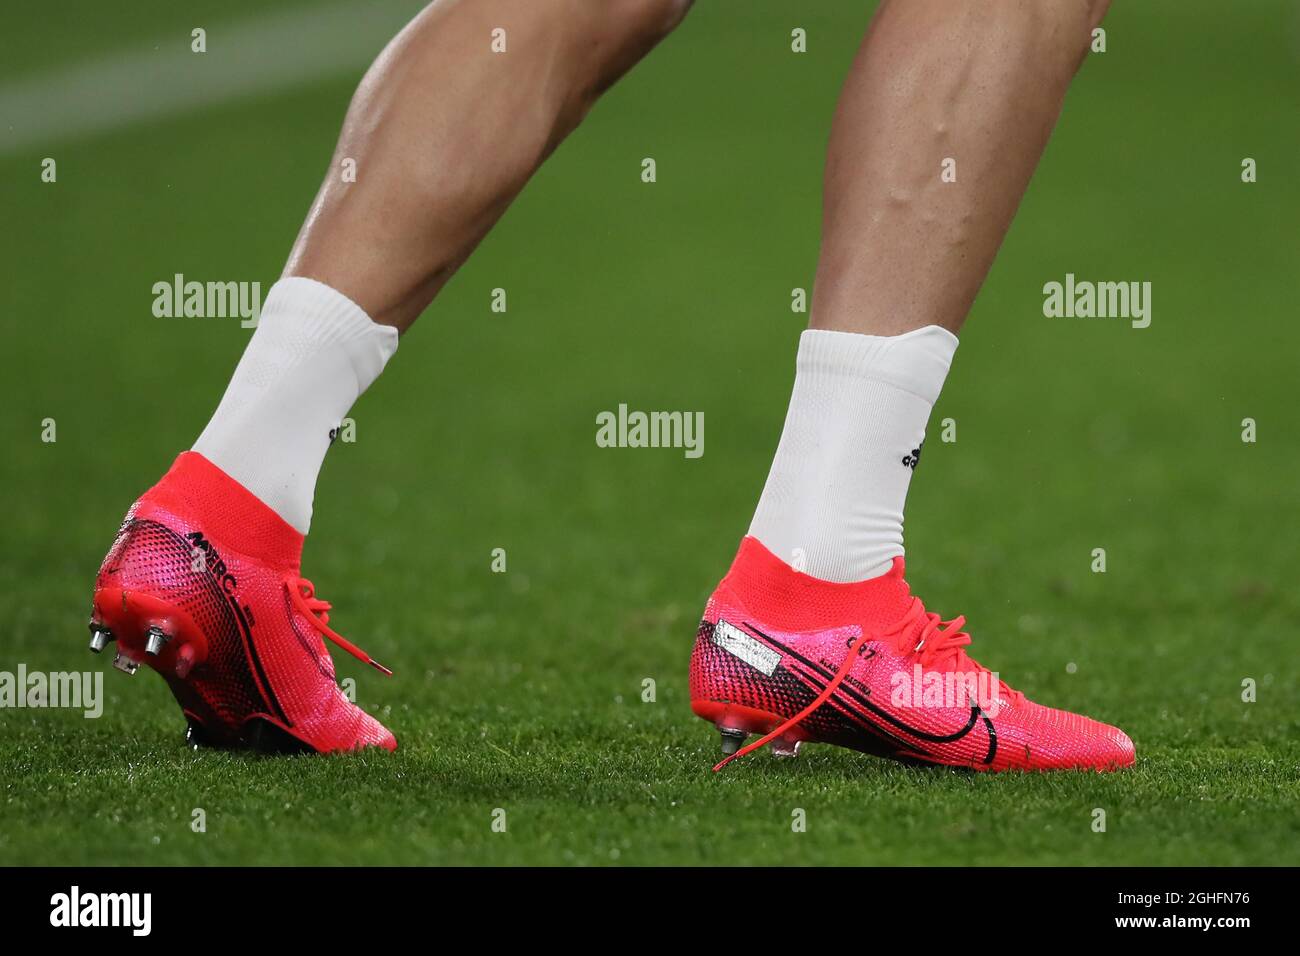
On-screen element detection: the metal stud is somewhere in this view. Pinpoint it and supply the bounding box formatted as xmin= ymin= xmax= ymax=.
xmin=87 ymin=625 xmax=113 ymax=654
xmin=112 ymin=652 xmax=139 ymax=675
xmin=144 ymin=626 xmax=170 ymax=657
xmin=719 ymin=727 xmax=747 ymax=756
xmin=770 ymin=735 xmax=802 ymax=758
xmin=185 ymin=719 xmax=210 ymax=750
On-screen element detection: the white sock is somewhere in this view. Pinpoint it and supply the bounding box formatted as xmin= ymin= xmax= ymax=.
xmin=192 ymin=277 xmax=398 ymax=533
xmin=747 ymin=325 xmax=958 ymax=582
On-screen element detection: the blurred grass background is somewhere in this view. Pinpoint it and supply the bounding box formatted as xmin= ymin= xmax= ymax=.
xmin=0 ymin=0 xmax=1297 ymax=865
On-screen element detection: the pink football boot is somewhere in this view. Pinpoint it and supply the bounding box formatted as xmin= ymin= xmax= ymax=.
xmin=88 ymin=452 xmax=396 ymax=753
xmin=691 ymin=537 xmax=1133 ymax=772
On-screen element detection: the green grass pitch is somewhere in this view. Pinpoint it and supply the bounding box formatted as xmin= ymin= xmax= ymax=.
xmin=1 ymin=0 xmax=1297 ymax=865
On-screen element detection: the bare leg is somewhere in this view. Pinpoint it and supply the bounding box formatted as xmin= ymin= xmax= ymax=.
xmin=191 ymin=0 xmax=691 ymax=533
xmin=285 ymin=0 xmax=692 ymax=332
xmin=812 ymin=0 xmax=1110 ymax=335
xmin=746 ymin=0 xmax=1112 ymax=581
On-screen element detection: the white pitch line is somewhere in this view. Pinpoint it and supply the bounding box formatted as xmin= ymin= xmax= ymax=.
xmin=0 ymin=0 xmax=424 ymax=156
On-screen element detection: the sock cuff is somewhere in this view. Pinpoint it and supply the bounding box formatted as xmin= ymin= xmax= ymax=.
xmin=263 ymin=276 xmax=389 ymax=337
xmin=797 ymin=325 xmax=958 ymax=405
xmin=261 ymin=277 xmax=399 ymax=388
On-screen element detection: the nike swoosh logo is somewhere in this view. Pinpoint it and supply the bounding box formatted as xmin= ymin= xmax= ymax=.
xmin=743 ymin=621 xmax=998 ymax=765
